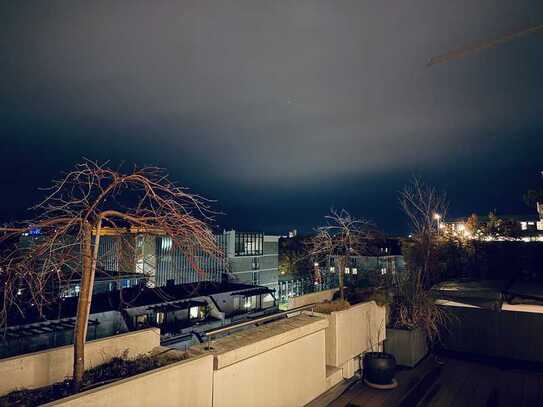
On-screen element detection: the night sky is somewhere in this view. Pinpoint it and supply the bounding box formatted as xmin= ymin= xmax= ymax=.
xmin=1 ymin=1 xmax=542 ymax=235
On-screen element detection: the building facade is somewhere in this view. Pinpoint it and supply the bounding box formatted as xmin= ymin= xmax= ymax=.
xmin=223 ymin=231 xmax=280 ymax=293
xmin=19 ymin=228 xmax=279 ymax=298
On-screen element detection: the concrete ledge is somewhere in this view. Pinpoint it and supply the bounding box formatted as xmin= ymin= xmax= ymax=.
xmin=287 ymin=289 xmax=338 ymax=310
xmin=0 ymin=328 xmax=160 ymax=396
xmin=193 ymin=314 xmax=328 ymax=370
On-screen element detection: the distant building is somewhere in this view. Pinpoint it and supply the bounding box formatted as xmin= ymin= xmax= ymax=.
xmin=288 ymin=229 xmax=298 ymax=238
xmin=223 ymin=230 xmax=280 ymax=293
xmin=17 ymin=228 xmax=280 ymax=300
xmin=0 ymin=281 xmax=277 ymax=358
xmin=445 ymin=214 xmax=543 ymax=242
xmin=324 ymin=238 xmax=406 ymax=277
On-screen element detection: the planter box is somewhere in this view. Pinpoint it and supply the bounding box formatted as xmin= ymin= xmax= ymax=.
xmin=385 ymin=327 xmax=428 ymax=367
xmin=317 ymin=301 xmax=386 ymax=368
xmin=0 ymin=328 xmax=160 ymax=397
xmin=45 ymin=353 xmax=214 ymax=407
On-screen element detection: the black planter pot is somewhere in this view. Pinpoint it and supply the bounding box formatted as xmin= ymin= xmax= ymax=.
xmin=363 ymin=352 xmax=396 ymax=387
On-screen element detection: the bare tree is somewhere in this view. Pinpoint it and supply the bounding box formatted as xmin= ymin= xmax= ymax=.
xmin=308 ymin=209 xmax=377 ymax=301
xmin=0 ymin=161 xmax=222 ymax=392
xmin=392 ymin=178 xmax=449 ymax=341
xmin=399 ymin=177 xmax=448 ymax=289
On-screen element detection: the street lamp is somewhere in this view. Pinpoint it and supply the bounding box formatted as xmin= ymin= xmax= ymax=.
xmin=433 ymin=213 xmax=442 ymax=233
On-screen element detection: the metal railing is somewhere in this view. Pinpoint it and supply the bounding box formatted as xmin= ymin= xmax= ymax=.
xmin=203 ymin=303 xmax=318 ymax=350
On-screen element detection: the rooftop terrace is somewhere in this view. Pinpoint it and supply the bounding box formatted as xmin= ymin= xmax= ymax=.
xmin=310 ymin=353 xmax=543 ymax=407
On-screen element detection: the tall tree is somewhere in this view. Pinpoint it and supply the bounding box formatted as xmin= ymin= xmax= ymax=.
xmin=308 ymin=209 xmax=376 ymax=301
xmin=393 ymin=178 xmax=449 ymax=341
xmin=400 ymin=177 xmax=448 ymax=289
xmin=0 ymin=161 xmax=222 ymax=391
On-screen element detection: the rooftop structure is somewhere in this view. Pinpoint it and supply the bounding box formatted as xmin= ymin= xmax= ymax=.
xmin=0 ymin=281 xmax=278 ymax=358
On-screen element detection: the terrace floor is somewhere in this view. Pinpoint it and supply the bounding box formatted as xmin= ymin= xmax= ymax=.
xmin=310 ymin=353 xmax=543 ymax=407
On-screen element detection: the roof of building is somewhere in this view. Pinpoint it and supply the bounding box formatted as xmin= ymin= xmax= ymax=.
xmin=4 ymin=281 xmax=263 ymax=327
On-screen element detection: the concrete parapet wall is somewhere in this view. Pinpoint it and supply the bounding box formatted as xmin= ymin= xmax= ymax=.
xmin=287 ymin=289 xmax=339 ymax=310
xmin=46 ymin=353 xmax=214 ymax=407
xmin=211 ymin=315 xmax=328 ymax=407
xmin=319 ymin=301 xmax=386 ymax=367
xmin=0 ymin=328 xmax=160 ymax=396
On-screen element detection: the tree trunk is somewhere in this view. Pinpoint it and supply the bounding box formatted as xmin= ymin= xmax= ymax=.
xmin=338 ymin=256 xmax=345 ymax=301
xmin=72 ymin=218 xmax=102 ymax=392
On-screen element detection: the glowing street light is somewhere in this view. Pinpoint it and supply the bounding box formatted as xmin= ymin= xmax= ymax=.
xmin=433 ymin=213 xmax=442 ymax=234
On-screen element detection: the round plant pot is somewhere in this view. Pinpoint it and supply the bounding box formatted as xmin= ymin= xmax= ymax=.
xmin=363 ymin=352 xmax=397 ymax=388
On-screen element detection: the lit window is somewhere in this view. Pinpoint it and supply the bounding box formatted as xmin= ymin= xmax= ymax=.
xmin=330 ymin=267 xmax=335 ymax=273
xmin=135 ymin=314 xmax=148 ymax=328
xmin=345 ymin=268 xmax=350 ymax=274
xmin=262 ymin=293 xmax=274 ymax=303
xmin=189 ymin=306 xmax=200 ymax=319
xmin=156 ymin=312 xmax=165 ymax=325
xmin=314 ymin=262 xmax=319 ymax=267
xmin=380 ymin=267 xmax=387 ymax=275
xmin=244 ymin=297 xmax=252 ymax=308
xmin=161 ymin=237 xmax=172 ymax=250
xmin=74 ymin=285 xmax=80 ymax=294
xmin=352 ymin=268 xmax=358 ymax=275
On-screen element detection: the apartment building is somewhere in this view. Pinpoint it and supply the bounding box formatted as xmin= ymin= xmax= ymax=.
xmin=223 ymin=230 xmax=280 ymax=292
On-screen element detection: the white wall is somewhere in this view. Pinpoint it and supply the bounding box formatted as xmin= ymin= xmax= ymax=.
xmin=0 ymin=328 xmax=160 ymax=396
xmin=47 ymin=354 xmax=213 ymax=407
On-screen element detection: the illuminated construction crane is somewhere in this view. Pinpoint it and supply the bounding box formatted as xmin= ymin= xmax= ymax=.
xmin=428 ymin=23 xmax=543 ymax=66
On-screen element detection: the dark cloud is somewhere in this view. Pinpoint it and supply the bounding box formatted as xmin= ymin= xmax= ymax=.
xmin=1 ymin=1 xmax=542 ymax=233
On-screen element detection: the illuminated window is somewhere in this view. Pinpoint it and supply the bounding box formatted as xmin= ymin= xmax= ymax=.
xmin=352 ymin=268 xmax=358 ymax=275
xmin=161 ymin=237 xmax=172 ymax=250
xmin=263 ymin=293 xmax=274 ymax=303
xmin=345 ymin=268 xmax=350 ymax=274
xmin=189 ymin=306 xmax=201 ymax=319
xmin=235 ymin=233 xmax=264 ymax=256
xmin=330 ymin=267 xmax=335 ymax=273
xmin=244 ymin=295 xmax=258 ymax=310
xmin=135 ymin=314 xmax=148 ymax=328
xmin=156 ymin=312 xmax=165 ymax=325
